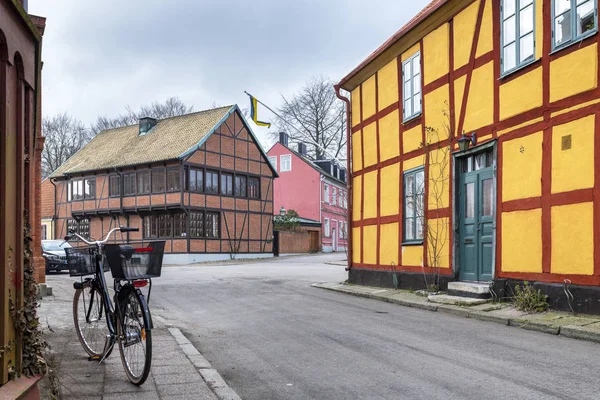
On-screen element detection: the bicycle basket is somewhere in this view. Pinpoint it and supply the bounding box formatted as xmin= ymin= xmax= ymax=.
xmin=65 ymin=246 xmax=104 ymax=277
xmin=104 ymin=241 xmax=165 ymax=280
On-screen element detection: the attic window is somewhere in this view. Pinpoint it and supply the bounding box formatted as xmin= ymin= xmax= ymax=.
xmin=139 ymin=117 xmax=157 ymax=136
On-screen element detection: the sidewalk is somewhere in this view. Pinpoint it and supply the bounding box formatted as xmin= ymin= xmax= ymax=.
xmin=38 ymin=275 xmax=240 ymax=400
xmin=312 ymin=282 xmax=600 ymax=344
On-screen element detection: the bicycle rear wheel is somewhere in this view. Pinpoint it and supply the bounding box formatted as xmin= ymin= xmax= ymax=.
xmin=73 ymin=283 xmax=111 ymax=358
xmin=117 ymin=288 xmax=152 ymax=385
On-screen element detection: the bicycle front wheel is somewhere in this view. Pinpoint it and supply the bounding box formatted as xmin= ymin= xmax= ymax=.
xmin=117 ymin=288 xmax=152 ymax=385
xmin=73 ymin=283 xmax=111 ymax=358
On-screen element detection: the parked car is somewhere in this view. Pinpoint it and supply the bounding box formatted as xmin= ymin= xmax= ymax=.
xmin=42 ymin=240 xmax=72 ymax=273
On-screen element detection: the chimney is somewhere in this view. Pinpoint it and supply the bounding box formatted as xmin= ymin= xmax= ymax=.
xmin=279 ymin=132 xmax=289 ymax=146
xmin=297 ymin=143 xmax=307 ymax=155
xmin=139 ymin=117 xmax=157 ymax=136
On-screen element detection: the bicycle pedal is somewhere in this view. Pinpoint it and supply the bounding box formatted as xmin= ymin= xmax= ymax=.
xmin=88 ymin=355 xmax=100 ymax=361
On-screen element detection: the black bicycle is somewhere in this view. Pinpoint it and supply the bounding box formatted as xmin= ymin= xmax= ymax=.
xmin=64 ymin=226 xmax=165 ymax=385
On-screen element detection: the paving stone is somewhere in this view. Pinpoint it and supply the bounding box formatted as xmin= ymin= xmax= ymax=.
xmin=60 ymin=382 xmax=103 ymax=397
xmin=560 ymin=322 xmax=600 ymax=343
xmin=103 ymin=379 xmax=156 ymax=393
xmin=428 ymin=294 xmax=489 ymax=306
xmin=156 ymin=381 xmax=216 ymax=396
xmin=102 ymin=392 xmax=160 ymax=400
xmin=508 ymin=318 xmax=560 ymax=334
xmin=153 ymin=370 xmax=203 ymax=385
xmin=188 ymin=354 xmax=212 ymax=369
xmin=151 ymin=364 xmax=198 ymax=375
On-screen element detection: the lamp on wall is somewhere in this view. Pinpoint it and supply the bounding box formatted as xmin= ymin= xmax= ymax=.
xmin=279 ymin=206 xmax=286 ymax=216
xmin=457 ymin=131 xmax=477 ymax=152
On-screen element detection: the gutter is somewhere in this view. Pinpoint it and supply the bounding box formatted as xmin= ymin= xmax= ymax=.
xmin=334 ymin=85 xmax=352 ymax=271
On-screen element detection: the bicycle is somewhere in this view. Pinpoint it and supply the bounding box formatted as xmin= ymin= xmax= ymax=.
xmin=63 ymin=226 xmax=165 ymax=385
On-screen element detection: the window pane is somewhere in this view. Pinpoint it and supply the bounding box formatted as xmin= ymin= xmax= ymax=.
xmin=504 ymin=0 xmax=516 ymax=17
xmin=405 ymin=218 xmax=415 ymax=241
xmin=482 ymin=179 xmax=494 ymax=216
xmin=416 ymin=216 xmax=424 ymax=240
xmin=519 ymin=4 xmax=534 ymax=34
xmin=413 ymin=92 xmax=422 ymax=115
xmin=520 ymin=33 xmax=534 ymax=62
xmin=403 ymin=62 xmax=411 ymax=82
xmin=412 ymin=55 xmax=420 ymax=77
xmin=413 ymin=74 xmax=421 ymax=95
xmin=554 ymin=12 xmax=572 ymax=46
xmin=555 ymin=0 xmax=571 ymax=15
xmin=189 ymin=170 xmax=197 ymax=191
xmin=519 ymin=0 xmax=533 ymax=8
xmin=406 ymin=197 xmax=415 ymax=218
xmin=404 ymin=80 xmax=412 ymax=99
xmin=415 ymin=170 xmax=425 ymax=194
xmin=503 ymin=43 xmax=517 ymax=71
xmin=152 ymin=170 xmax=165 ymax=192
xmin=405 ymin=174 xmax=414 ymax=196
xmin=404 ymin=99 xmax=413 ymax=118
xmin=206 ymin=171 xmax=219 ymax=194
xmin=503 ymin=15 xmax=516 ymax=44
xmin=465 ymin=182 xmax=475 ymax=219
xmin=474 ymin=153 xmax=485 ymax=170
xmin=577 ymin=1 xmax=596 ymax=36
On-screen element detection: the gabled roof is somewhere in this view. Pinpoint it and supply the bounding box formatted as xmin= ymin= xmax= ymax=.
xmin=268 ymin=142 xmax=346 ymax=185
xmin=51 ymin=105 xmax=278 ymax=178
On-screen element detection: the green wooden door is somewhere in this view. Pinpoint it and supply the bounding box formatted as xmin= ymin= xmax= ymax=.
xmin=458 ymin=151 xmax=495 ymax=281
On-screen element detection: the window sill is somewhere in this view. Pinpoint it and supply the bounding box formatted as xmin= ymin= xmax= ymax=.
xmin=499 ymin=57 xmax=541 ymax=80
xmin=402 ymin=112 xmax=422 ymax=125
xmin=550 ymin=30 xmax=598 ymax=55
xmin=401 ymin=240 xmax=423 ymax=246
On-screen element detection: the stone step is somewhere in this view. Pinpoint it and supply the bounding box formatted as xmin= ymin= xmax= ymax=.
xmin=447 ymin=281 xmax=491 ymax=299
xmin=428 ymin=294 xmax=490 ymax=306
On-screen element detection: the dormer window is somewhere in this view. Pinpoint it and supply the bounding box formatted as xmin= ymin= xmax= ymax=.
xmin=139 ymin=117 xmax=157 ymax=136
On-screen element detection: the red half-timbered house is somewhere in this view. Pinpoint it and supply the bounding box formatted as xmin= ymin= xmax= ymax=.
xmin=48 ymin=105 xmax=277 ymax=263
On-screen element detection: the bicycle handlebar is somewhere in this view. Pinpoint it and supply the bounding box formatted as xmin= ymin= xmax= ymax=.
xmin=64 ymin=226 xmax=139 ymax=246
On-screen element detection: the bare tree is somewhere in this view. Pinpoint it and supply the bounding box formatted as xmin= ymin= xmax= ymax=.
xmin=274 ymin=76 xmax=346 ymax=161
xmin=91 ymin=96 xmax=193 ymax=135
xmin=42 ymin=112 xmax=92 ymax=178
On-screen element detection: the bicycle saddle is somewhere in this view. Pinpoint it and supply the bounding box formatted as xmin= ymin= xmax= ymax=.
xmin=119 ymin=245 xmax=135 ymax=260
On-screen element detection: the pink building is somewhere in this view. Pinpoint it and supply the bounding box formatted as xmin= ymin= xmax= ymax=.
xmin=267 ymin=134 xmax=348 ymax=252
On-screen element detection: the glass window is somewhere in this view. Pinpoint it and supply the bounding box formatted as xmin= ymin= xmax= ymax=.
xmin=190 ymin=211 xmax=205 ymax=237
xmin=280 ymin=154 xmax=292 ymax=172
xmin=167 ymin=169 xmax=181 ymax=192
xmin=143 ymin=215 xmax=156 ymax=238
xmin=173 ymin=213 xmax=186 ymax=237
xmin=339 ymin=222 xmax=344 ymax=239
xmin=84 ymin=178 xmax=95 ymax=199
xmin=235 ymin=175 xmax=247 ymax=197
xmin=206 ymin=212 xmax=220 ymax=238
xmin=324 ymin=184 xmax=330 ymax=204
xmin=68 ymin=181 xmax=72 ymax=201
xmin=404 ymin=168 xmax=425 ymax=242
xmin=109 ymin=175 xmax=120 ymax=197
xmin=268 ymin=156 xmax=277 ymax=171
xmin=339 ymin=190 xmax=344 ymax=207
xmin=206 ymin=170 xmax=219 ymax=194
xmin=123 ymin=173 xmax=136 ymax=196
xmin=248 ymin=177 xmax=260 ymax=199
xmin=71 ymin=179 xmax=84 ymax=201
xmin=502 ymin=0 xmax=536 ymax=75
xmin=553 ymin=0 xmax=597 ymax=49
xmin=324 ymin=218 xmax=330 ymax=237
xmin=221 ymin=173 xmax=233 ymax=196
xmin=332 ymin=188 xmax=337 ymax=206
xmin=402 ymin=52 xmax=422 ymax=121
xmin=137 ymin=171 xmax=150 ymax=194
xmin=67 ymin=218 xmax=90 ymax=240
xmin=189 ymin=168 xmax=204 ymax=193
xmin=158 ymin=214 xmax=172 ymax=238
xmin=152 ymin=169 xmax=166 ymax=193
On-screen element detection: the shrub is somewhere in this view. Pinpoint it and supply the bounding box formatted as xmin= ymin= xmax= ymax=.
xmin=513 ymin=281 xmax=548 ymax=313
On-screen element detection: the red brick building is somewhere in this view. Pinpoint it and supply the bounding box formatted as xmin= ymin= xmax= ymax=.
xmin=0 ymin=0 xmax=46 ymax=386
xmin=48 ymin=105 xmax=277 ymax=263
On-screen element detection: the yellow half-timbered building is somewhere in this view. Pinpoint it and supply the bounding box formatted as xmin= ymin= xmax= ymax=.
xmin=336 ymin=0 xmax=600 ymax=313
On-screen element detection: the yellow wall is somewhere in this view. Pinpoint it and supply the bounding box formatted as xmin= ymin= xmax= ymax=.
xmin=352 ymin=177 xmax=362 ymax=221
xmin=363 ymin=122 xmax=378 ymax=168
xmin=362 ymin=75 xmax=377 ymax=119
xmin=424 ymin=84 xmax=450 ymax=142
xmin=363 ymin=171 xmax=378 ymax=219
xmin=380 ymin=163 xmax=400 ymax=216
xmin=475 ymin=0 xmax=492 ymax=57
xmin=363 ymin=224 xmax=378 ymax=264
xmin=352 ymin=131 xmax=362 ymax=172
xmin=501 ymin=209 xmax=542 ymax=273
xmin=402 ymin=245 xmax=423 ymax=266
xmin=453 ymin=75 xmax=466 ymax=131
xmin=502 ymin=131 xmax=543 ymax=201
xmin=428 ymin=148 xmax=450 ymax=209
xmin=351 ymin=86 xmax=361 ymax=127
xmin=352 ymin=227 xmax=361 ymax=263
xmin=403 ymin=156 xmax=424 ymax=172
xmin=41 ymin=219 xmax=53 ymax=240
xmin=403 ymin=125 xmax=423 ymax=153
xmin=499 ymin=67 xmax=543 ymax=120
xmin=463 ymin=61 xmax=494 ymax=132
xmin=380 ymin=223 xmax=399 ymax=265
xmin=551 ymin=115 xmax=595 ymax=193
xmin=378 ymin=58 xmax=399 ymax=110
xmin=423 ymin=23 xmax=449 ymax=85
xmin=401 ymin=43 xmax=421 ymax=62
xmin=453 ymin=0 xmax=479 ymax=69
xmin=551 ymin=203 xmax=594 ymax=275
xmin=427 ymin=217 xmax=449 ymax=268
xmin=379 ymin=110 xmax=400 ymax=162
xmin=550 ymin=43 xmax=598 ymax=103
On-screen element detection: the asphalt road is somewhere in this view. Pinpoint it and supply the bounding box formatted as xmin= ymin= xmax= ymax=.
xmin=148 ymin=254 xmax=599 ymax=400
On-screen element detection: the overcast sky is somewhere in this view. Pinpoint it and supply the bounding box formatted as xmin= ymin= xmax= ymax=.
xmin=29 ymin=0 xmax=429 ymax=148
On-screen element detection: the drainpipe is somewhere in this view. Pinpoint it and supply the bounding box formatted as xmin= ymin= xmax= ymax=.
xmin=50 ymin=178 xmax=57 ymax=239
xmin=319 ymin=174 xmax=325 ymax=247
xmin=334 ymin=85 xmax=352 ymax=271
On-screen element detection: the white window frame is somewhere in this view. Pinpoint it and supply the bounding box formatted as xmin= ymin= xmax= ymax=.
xmin=268 ymin=156 xmax=277 ymax=171
xmin=344 ymin=193 xmax=347 ymax=209
xmin=339 ymin=190 xmax=343 ymax=207
xmin=324 ymin=183 xmax=330 ymax=204
xmin=339 ymin=222 xmax=344 ymax=239
xmin=552 ymin=0 xmax=598 ymax=50
xmin=324 ymin=217 xmax=330 ymax=237
xmin=501 ymin=0 xmax=536 ymax=76
xmin=280 ymin=154 xmax=292 ymax=172
xmin=332 ymin=187 xmax=337 ymax=206
xmin=402 ymin=52 xmax=422 ymax=122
